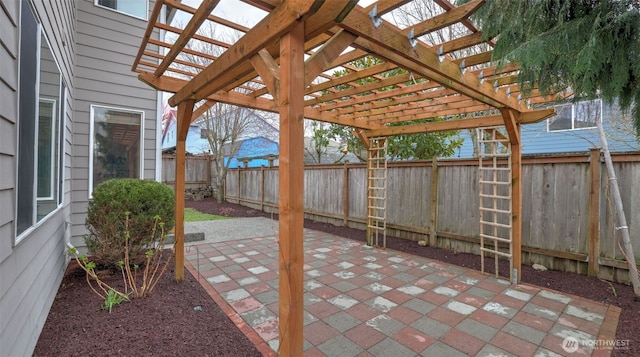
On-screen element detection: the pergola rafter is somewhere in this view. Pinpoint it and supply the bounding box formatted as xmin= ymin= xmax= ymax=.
xmin=132 ymin=1 xmax=568 ymax=355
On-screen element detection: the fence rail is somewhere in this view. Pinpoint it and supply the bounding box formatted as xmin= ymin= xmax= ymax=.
xmin=163 ymin=150 xmax=640 ymax=283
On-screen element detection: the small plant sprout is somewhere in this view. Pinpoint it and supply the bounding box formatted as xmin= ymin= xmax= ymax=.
xmin=102 ymin=289 xmax=129 ymax=313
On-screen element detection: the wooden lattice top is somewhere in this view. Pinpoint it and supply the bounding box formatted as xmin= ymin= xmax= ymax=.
xmin=132 ymin=0 xmax=564 ymax=136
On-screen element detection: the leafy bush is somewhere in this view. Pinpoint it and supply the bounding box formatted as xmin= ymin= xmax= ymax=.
xmin=85 ymin=178 xmax=175 ymax=267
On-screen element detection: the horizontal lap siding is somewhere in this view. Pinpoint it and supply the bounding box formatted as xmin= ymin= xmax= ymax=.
xmin=71 ymin=0 xmax=160 ymax=249
xmin=1 ymin=0 xmax=75 ymax=355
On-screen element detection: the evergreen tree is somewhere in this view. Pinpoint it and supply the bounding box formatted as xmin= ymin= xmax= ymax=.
xmin=472 ymin=0 xmax=640 ymax=137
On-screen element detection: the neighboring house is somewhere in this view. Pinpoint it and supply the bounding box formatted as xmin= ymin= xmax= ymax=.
xmin=223 ymin=137 xmax=280 ymax=168
xmin=162 ymin=106 xmax=280 ymax=167
xmin=0 ymin=0 xmax=165 ymax=355
xmin=304 ymin=137 xmax=361 ymax=165
xmin=454 ymin=100 xmax=639 ymax=158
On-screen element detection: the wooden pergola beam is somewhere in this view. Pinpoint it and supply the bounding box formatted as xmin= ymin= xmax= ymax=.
xmin=250 ymin=49 xmax=281 ymax=101
xmin=139 ymin=70 xmax=376 ymax=129
xmin=364 ymin=0 xmax=413 ymax=16
xmin=168 ymin=0 xmax=326 ymax=106
xmin=304 ymin=29 xmax=357 ymax=85
xmin=132 ymin=0 xmax=165 ymax=72
xmin=305 ymin=61 xmax=397 ymax=95
xmin=192 ymin=99 xmax=217 ymax=122
xmin=403 ymin=0 xmax=485 ymax=38
xmin=334 ymin=88 xmax=459 ymax=116
xmin=340 ymin=8 xmax=524 ymax=111
xmin=363 ymin=108 xmax=556 ymax=136
xmin=365 ymin=115 xmax=501 ymax=136
xmin=306 ymin=72 xmax=413 ymax=106
xmin=155 ymin=0 xmax=221 ymax=77
xmin=164 ymin=0 xmax=251 ymax=33
xmin=436 ymin=31 xmax=485 ymax=55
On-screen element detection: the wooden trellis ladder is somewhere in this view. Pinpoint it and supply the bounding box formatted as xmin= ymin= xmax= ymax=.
xmin=367 ymin=137 xmax=387 ymax=248
xmin=478 ymin=127 xmax=513 ymax=281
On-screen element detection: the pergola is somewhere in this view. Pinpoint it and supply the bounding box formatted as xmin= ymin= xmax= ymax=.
xmin=132 ymin=0 xmax=563 ymax=354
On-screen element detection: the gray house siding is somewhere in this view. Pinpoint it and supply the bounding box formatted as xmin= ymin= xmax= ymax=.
xmin=1 ymin=0 xmax=161 ymax=355
xmin=70 ymin=0 xmax=160 ymax=249
xmin=0 ymin=0 xmax=75 ymax=355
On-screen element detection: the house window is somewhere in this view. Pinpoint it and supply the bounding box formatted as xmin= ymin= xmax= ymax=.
xmin=90 ymin=106 xmax=143 ymax=194
xmin=95 ymin=0 xmax=147 ymax=20
xmin=548 ymin=100 xmax=601 ymax=132
xmin=200 ymin=128 xmax=209 ymax=139
xmin=17 ymin=0 xmax=65 ymax=237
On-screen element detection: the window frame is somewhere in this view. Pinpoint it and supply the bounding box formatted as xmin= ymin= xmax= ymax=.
xmin=36 ymin=97 xmax=57 ymax=201
xmin=88 ymin=104 xmax=145 ymax=198
xmin=16 ymin=0 xmax=66 ymax=242
xmin=94 ymin=0 xmax=148 ymax=20
xmin=548 ymin=99 xmax=602 ymax=132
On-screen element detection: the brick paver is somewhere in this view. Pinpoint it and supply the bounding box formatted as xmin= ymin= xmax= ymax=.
xmin=186 ymin=229 xmax=621 ymax=356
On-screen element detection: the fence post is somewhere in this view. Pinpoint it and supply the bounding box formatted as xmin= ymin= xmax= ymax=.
xmin=206 ymin=154 xmax=211 ymax=188
xmin=343 ymin=161 xmax=349 ymax=226
xmin=237 ymin=167 xmax=242 ymax=203
xmin=261 ymin=165 xmax=265 ymax=211
xmin=428 ymin=157 xmax=439 ymax=246
xmin=588 ymin=147 xmax=601 ymax=276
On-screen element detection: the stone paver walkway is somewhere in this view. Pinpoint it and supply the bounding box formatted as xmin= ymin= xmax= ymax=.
xmin=184 ymin=228 xmax=620 ymax=356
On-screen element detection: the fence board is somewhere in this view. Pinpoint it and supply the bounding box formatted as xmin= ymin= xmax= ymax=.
xmin=166 ymin=152 xmax=640 ymax=282
xmin=600 ymin=162 xmax=640 ymax=261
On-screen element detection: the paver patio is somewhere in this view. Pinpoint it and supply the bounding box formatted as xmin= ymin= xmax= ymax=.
xmin=184 ymin=228 xmax=620 ymax=356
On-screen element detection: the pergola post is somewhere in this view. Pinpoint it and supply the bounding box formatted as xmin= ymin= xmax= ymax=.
xmin=278 ymin=21 xmax=305 ymax=356
xmin=511 ymin=133 xmax=522 ymax=283
xmin=174 ymin=99 xmax=195 ymax=281
xmin=501 ymin=108 xmax=522 ymax=283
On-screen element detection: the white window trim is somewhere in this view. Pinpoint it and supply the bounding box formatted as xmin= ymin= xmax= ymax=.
xmin=16 ymin=1 xmax=65 ymax=244
xmin=89 ymin=104 xmax=145 ymax=198
xmin=548 ymin=99 xmax=602 ymax=132
xmin=94 ymin=0 xmax=148 ymax=21
xmin=37 ymin=98 xmax=57 ymax=201
xmin=58 ymin=83 xmax=67 ymax=206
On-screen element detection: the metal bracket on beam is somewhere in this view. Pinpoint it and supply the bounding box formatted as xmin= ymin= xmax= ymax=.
xmin=493 ymin=80 xmax=499 ymax=93
xmin=437 ymin=45 xmax=445 ymax=62
xmin=459 ymin=59 xmax=466 ymax=74
xmin=368 ymin=5 xmax=383 ymax=28
xmin=478 ymin=70 xmax=484 ymax=84
xmin=506 ymin=87 xmax=511 ymax=98
xmin=407 ymin=28 xmax=418 ymax=48
xmin=517 ymin=93 xmax=522 ymax=103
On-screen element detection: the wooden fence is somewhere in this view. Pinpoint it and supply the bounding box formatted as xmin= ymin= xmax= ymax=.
xmin=162 ymin=155 xmax=216 ymax=191
xmin=163 ymin=151 xmax=640 ymax=283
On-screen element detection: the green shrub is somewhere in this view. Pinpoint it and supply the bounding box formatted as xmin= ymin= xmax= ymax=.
xmin=85 ymin=178 xmax=175 ymax=267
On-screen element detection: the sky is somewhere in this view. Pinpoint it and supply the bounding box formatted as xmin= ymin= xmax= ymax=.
xmin=173 ymin=0 xmax=377 ymax=28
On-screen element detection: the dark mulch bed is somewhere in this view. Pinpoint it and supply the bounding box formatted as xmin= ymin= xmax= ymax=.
xmin=36 ymin=198 xmax=638 ymax=356
xmin=34 ymin=255 xmax=262 ymax=357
